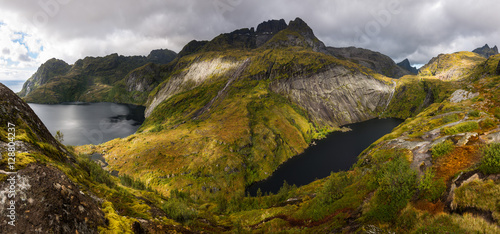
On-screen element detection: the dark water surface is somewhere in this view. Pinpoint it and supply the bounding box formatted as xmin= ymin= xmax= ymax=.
xmin=29 ymin=103 xmax=145 ymax=146
xmin=247 ymin=118 xmax=404 ymax=195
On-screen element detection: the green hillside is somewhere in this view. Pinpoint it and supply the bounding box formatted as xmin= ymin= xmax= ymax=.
xmin=19 ymin=49 xmax=177 ymax=105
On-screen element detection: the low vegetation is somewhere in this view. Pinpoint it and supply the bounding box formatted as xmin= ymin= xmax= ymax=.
xmin=479 ymin=143 xmax=500 ymax=174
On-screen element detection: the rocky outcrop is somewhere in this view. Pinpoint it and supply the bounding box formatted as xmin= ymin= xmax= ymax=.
xmin=256 ymin=19 xmax=288 ymax=47
xmin=269 ymin=64 xmax=395 ymax=126
xmin=256 ymin=19 xmax=287 ymax=34
xmin=18 ymin=58 xmax=71 ymax=97
xmin=472 ymin=44 xmax=498 ymax=58
xmin=326 ymin=47 xmax=410 ymax=78
xmin=0 ymin=164 xmax=105 ymax=233
xmin=397 ymin=58 xmax=418 ymax=74
xmin=449 ymin=89 xmax=479 ymax=103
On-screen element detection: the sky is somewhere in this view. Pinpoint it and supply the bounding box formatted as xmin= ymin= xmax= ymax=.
xmin=1 ymin=0 xmax=499 ymax=92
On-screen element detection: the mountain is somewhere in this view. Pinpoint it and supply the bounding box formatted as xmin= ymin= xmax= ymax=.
xmin=397 ymin=58 xmax=418 ymax=74
xmin=327 ymin=46 xmax=411 ymax=78
xmin=472 ymin=44 xmax=499 ymax=58
xmin=18 ymin=49 xmax=177 ymax=105
xmin=418 ymin=51 xmax=486 ymax=80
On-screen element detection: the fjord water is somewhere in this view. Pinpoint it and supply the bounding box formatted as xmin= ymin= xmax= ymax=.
xmin=29 ymin=103 xmax=145 ymax=146
xmin=248 ymin=118 xmax=404 ymax=195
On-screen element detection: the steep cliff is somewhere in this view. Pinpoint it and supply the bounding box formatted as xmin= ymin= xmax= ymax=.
xmin=269 ymin=64 xmax=394 ymax=126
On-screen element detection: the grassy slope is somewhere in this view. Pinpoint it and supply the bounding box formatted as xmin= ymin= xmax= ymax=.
xmin=68 ymin=48 xmax=500 ymax=233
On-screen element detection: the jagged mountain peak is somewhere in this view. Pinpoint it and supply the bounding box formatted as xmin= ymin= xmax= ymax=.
xmin=472 ymin=44 xmax=499 ymax=58
xmin=287 ymin=17 xmax=314 ymax=35
xmin=397 ymin=58 xmax=418 ymax=74
xmin=256 ymin=19 xmax=287 ymax=34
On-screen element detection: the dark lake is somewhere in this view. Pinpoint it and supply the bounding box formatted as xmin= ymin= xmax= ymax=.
xmin=247 ymin=118 xmax=404 ymax=196
xmin=29 ymin=103 xmax=145 ymax=146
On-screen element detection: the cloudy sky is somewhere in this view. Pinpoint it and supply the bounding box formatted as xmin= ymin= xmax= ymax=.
xmin=1 ymin=0 xmax=499 ymax=92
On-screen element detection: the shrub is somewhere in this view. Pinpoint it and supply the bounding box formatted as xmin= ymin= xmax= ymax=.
xmin=119 ymin=174 xmax=150 ymax=191
xmin=304 ymin=171 xmax=352 ymax=220
xmin=162 ymin=199 xmax=197 ymax=222
xmin=479 ymin=143 xmax=500 ymax=174
xmin=480 ymin=118 xmax=497 ymax=130
xmin=365 ymin=156 xmax=417 ymax=222
xmin=162 ymin=189 xmax=196 ymax=222
xmin=468 ymin=110 xmax=480 ymax=118
xmin=431 ymin=140 xmax=454 ymax=159
xmin=442 ymin=113 xmax=460 ymax=124
xmin=442 ymin=121 xmax=479 ymax=135
xmin=78 ymin=155 xmax=115 ymax=188
xmin=55 ymin=130 xmax=64 ymax=143
xmin=417 ymin=168 xmax=446 ymax=202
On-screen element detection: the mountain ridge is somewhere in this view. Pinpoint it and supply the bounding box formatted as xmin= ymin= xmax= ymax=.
xmin=18 ymin=49 xmax=177 ymax=105
xmin=472 ymin=44 xmax=498 ymax=58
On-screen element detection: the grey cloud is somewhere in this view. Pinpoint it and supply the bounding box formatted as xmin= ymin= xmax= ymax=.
xmin=18 ymin=53 xmax=31 ymax=62
xmin=2 ymin=0 xmax=500 ymax=65
xmin=2 ymin=48 xmax=10 ymax=55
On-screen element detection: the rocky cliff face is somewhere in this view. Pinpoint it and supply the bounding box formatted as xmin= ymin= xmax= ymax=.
xmin=472 ymin=44 xmax=498 ymax=58
xmin=255 ymin=19 xmax=288 ymax=47
xmin=269 ymin=64 xmax=394 ymax=126
xmin=397 ymin=58 xmax=418 ymax=74
xmin=327 ymin=47 xmax=410 ymax=78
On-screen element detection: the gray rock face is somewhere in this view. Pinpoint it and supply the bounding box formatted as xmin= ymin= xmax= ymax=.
xmin=256 ymin=19 xmax=288 ymax=47
xmin=449 ymin=89 xmax=479 ymax=103
xmin=125 ymin=63 xmax=162 ymax=92
xmin=256 ymin=19 xmax=287 ymax=34
xmin=327 ymin=47 xmax=410 ymax=78
xmin=269 ymin=64 xmax=395 ymax=126
xmin=472 ymin=44 xmax=498 ymax=58
xmin=397 ymin=58 xmax=418 ymax=74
